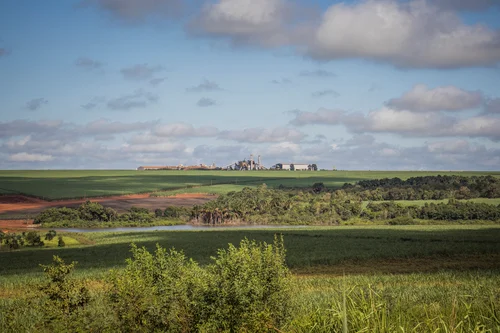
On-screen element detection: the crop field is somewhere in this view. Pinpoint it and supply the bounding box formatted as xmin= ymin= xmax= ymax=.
xmin=1 ymin=170 xmax=499 ymax=200
xmin=1 ymin=226 xmax=500 ymax=332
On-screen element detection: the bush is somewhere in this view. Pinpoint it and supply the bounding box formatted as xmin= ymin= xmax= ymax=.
xmin=34 ymin=207 xmax=80 ymax=224
xmin=387 ymin=216 xmax=417 ymax=225
xmin=58 ymin=236 xmax=65 ymax=247
xmin=109 ymin=236 xmax=292 ymax=332
xmin=78 ymin=201 xmax=117 ymax=222
xmin=24 ymin=231 xmax=44 ymax=247
xmin=154 ymin=208 xmax=164 ymax=218
xmin=201 ymin=236 xmax=292 ymax=332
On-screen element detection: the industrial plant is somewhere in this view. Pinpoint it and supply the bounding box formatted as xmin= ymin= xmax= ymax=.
xmin=137 ymin=155 xmax=317 ymax=171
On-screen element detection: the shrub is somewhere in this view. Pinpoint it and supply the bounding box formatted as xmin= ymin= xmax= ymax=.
xmin=109 ymin=244 xmax=208 ymax=332
xmin=201 ymin=236 xmax=292 ymax=332
xmin=58 ymin=236 xmax=65 ymax=247
xmin=24 ymin=231 xmax=44 ymax=247
xmin=154 ymin=208 xmax=164 ymax=218
xmin=109 ymin=236 xmax=292 ymax=332
xmin=34 ymin=207 xmax=80 ymax=224
xmin=78 ymin=201 xmax=117 ymax=222
xmin=45 ymin=230 xmax=57 ymax=241
xmin=39 ymin=256 xmax=90 ymax=316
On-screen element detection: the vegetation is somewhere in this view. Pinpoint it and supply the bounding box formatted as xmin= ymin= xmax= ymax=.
xmin=1 ymin=237 xmax=293 ymax=332
xmin=342 ymin=175 xmax=500 ymax=200
xmin=33 ymin=201 xmax=187 ymax=228
xmin=192 ymin=185 xmax=500 ymax=225
xmin=1 ymin=170 xmax=499 ymax=200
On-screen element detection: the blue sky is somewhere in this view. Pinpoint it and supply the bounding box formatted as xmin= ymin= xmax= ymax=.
xmin=1 ymin=0 xmax=500 ymax=170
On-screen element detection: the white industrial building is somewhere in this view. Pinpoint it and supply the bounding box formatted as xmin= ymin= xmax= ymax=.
xmin=274 ymin=163 xmax=311 ymax=171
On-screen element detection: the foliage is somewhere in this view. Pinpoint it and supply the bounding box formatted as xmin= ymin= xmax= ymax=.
xmin=194 ymin=185 xmax=500 ymax=225
xmin=342 ymin=175 xmax=500 ymax=200
xmin=39 ymin=256 xmax=90 ymax=315
xmin=45 ymin=230 xmax=57 ymax=241
xmin=24 ymin=231 xmax=45 ymax=247
xmin=201 ymin=236 xmax=292 ymax=332
xmin=57 ymin=236 xmax=65 ymax=247
xmin=109 ymin=236 xmax=292 ymax=332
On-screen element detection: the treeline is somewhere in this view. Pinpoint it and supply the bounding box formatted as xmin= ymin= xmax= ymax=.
xmin=193 ymin=185 xmax=500 ymax=225
xmin=2 ymin=238 xmax=292 ymax=332
xmin=340 ymin=175 xmax=500 ymax=200
xmin=0 ymin=230 xmax=62 ymax=250
xmin=34 ymin=201 xmax=191 ymax=226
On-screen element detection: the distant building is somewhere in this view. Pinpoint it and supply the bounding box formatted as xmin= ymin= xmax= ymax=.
xmin=274 ymin=163 xmax=312 ymax=171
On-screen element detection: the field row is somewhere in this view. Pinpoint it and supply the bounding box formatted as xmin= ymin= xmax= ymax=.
xmin=1 ymin=170 xmax=499 ymax=200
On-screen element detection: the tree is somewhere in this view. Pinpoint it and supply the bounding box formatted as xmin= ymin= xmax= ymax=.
xmin=58 ymin=236 xmax=65 ymax=247
xmin=45 ymin=230 xmax=57 ymax=241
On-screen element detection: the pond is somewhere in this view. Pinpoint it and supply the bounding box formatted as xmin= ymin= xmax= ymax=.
xmin=56 ymin=224 xmax=307 ymax=233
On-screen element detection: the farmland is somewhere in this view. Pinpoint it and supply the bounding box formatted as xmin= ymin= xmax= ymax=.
xmin=1 ymin=170 xmax=499 ymax=200
xmin=1 ymin=226 xmax=500 ymax=332
xmin=1 ymin=170 xmax=500 ymax=331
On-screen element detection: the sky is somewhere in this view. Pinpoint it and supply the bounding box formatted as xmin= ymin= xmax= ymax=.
xmin=0 ymin=0 xmax=500 ymax=171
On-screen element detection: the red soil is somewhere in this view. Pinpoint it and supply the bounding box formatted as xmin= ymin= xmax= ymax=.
xmin=0 ymin=193 xmax=215 ymax=225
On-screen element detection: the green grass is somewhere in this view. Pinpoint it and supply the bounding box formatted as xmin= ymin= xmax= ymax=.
xmin=1 ymin=225 xmax=499 ymax=282
xmin=1 ymin=170 xmax=499 ymax=200
xmin=1 ymin=226 xmax=499 ymax=332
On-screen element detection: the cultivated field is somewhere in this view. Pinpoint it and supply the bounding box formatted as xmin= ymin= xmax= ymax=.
xmin=1 ymin=170 xmax=499 ymax=200
xmin=1 ymin=226 xmax=499 ymax=332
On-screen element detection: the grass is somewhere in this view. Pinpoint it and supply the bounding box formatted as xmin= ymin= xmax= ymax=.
xmin=1 ymin=225 xmax=499 ymax=281
xmin=1 ymin=226 xmax=499 ymax=332
xmin=1 ymin=170 xmax=499 ymax=200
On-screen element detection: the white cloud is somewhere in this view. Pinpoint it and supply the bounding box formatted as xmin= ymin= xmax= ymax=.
xmin=8 ymin=152 xmax=53 ymax=162
xmin=154 ymin=123 xmax=219 ymax=137
xmin=189 ymin=0 xmax=294 ymax=46
xmin=305 ymin=0 xmax=500 ymax=68
xmin=218 ymin=127 xmax=305 ymax=143
xmin=387 ymin=84 xmax=483 ymax=112
xmin=485 ymin=98 xmax=500 ymax=114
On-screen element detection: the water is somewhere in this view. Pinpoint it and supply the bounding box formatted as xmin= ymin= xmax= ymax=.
xmin=56 ymin=224 xmax=306 ymax=233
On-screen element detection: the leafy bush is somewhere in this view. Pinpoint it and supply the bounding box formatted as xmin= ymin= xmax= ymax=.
xmin=78 ymin=201 xmax=117 ymax=222
xmin=24 ymin=231 xmax=44 ymax=247
xmin=109 ymin=236 xmax=292 ymax=332
xmin=34 ymin=207 xmax=80 ymax=224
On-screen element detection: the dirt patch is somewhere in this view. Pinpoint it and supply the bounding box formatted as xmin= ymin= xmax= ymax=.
xmin=0 ymin=193 xmax=215 ymax=218
xmin=0 ymin=219 xmax=39 ymax=231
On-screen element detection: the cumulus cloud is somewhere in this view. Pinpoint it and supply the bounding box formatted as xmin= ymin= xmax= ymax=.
xmin=186 ymin=79 xmax=222 ymax=92
xmin=197 ymin=97 xmax=217 ymax=107
xmin=0 ymin=120 xmax=62 ymax=138
xmin=8 ymin=152 xmax=53 ymax=162
xmin=189 ymin=0 xmax=293 ymax=47
xmin=122 ymin=142 xmax=186 ymax=153
xmin=154 ymin=123 xmax=219 ymax=137
xmin=78 ymin=0 xmax=183 ymax=22
xmin=299 ymin=69 xmax=336 ymax=78
xmin=121 ymin=64 xmax=164 ymax=80
xmin=312 ymin=89 xmax=339 ymax=98
xmin=107 ymin=90 xmax=158 ymax=110
xmin=218 ymin=127 xmax=305 ymax=143
xmin=290 ymin=107 xmax=500 ymax=141
xmin=82 ymin=119 xmax=155 ymax=135
xmin=387 ymin=84 xmax=483 ymax=112
xmin=306 ymin=0 xmax=500 ymax=69
xmin=26 ymin=98 xmax=49 ymax=111
xmin=75 ymin=57 xmax=103 ymax=70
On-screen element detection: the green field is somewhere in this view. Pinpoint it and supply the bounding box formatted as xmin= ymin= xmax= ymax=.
xmin=1 ymin=225 xmax=499 ymax=279
xmin=1 ymin=226 xmax=499 ymax=332
xmin=1 ymin=170 xmax=499 ymax=200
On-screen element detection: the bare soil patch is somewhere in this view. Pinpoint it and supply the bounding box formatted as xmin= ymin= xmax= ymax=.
xmin=0 ymin=193 xmax=215 ymax=219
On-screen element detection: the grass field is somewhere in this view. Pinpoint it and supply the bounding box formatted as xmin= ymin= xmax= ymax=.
xmin=1 ymin=226 xmax=499 ymax=332
xmin=1 ymin=225 xmax=499 ymax=280
xmin=1 ymin=170 xmax=499 ymax=200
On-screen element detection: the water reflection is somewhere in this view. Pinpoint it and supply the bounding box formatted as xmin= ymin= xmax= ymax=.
xmin=56 ymin=224 xmax=306 ymax=233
